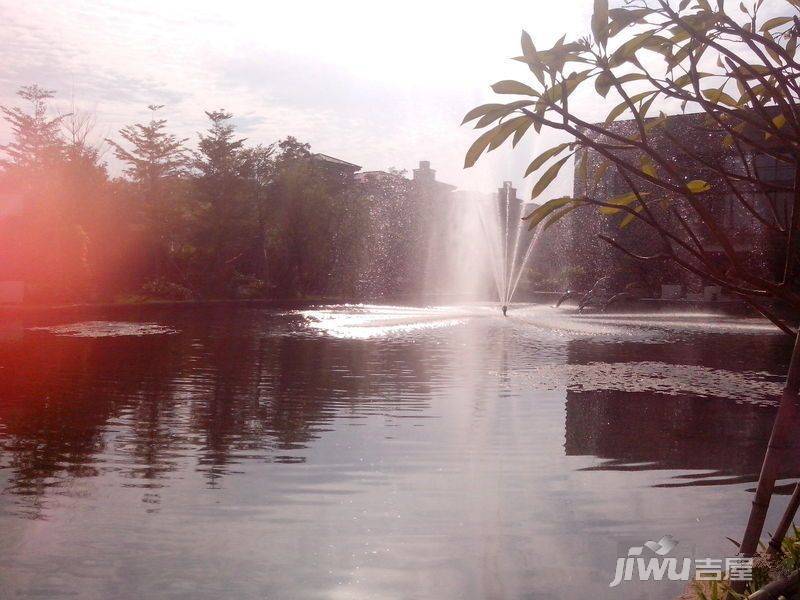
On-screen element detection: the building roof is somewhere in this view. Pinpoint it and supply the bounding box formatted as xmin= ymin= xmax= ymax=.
xmin=312 ymin=153 xmax=362 ymax=171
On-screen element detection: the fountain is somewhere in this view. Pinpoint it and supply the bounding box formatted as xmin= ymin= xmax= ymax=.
xmin=476 ymin=181 xmax=543 ymax=313
xmin=353 ymin=172 xmax=542 ymax=310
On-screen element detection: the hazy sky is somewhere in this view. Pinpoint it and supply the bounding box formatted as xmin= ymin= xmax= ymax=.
xmin=0 ymin=0 xmax=592 ymax=195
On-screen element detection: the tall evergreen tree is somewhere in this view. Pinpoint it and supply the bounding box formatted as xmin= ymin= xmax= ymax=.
xmin=0 ymin=85 xmax=64 ymax=171
xmin=107 ymin=105 xmax=187 ymax=186
xmin=193 ymin=110 xmax=251 ymax=293
xmin=108 ymin=105 xmax=188 ymax=285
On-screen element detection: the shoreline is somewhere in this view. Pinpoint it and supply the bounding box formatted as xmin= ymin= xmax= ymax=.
xmin=0 ymin=291 xmax=765 ymax=319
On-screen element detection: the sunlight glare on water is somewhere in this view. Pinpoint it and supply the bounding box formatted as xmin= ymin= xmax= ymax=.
xmin=300 ymin=304 xmax=483 ymax=339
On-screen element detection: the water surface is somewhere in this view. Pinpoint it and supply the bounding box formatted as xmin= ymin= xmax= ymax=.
xmin=0 ymin=304 xmax=795 ymax=599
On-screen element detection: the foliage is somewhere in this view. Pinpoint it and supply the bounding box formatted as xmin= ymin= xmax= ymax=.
xmin=0 ymin=87 xmax=443 ymax=303
xmin=779 ymin=523 xmax=800 ymax=574
xmin=463 ymin=0 xmax=800 ymax=335
xmin=106 ymin=105 xmax=187 ymax=184
xmin=140 ymin=278 xmax=196 ymax=301
xmin=0 ymin=85 xmax=65 ymax=171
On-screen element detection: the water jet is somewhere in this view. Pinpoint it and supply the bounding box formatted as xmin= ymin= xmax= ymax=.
xmin=476 ymin=181 xmax=542 ymax=308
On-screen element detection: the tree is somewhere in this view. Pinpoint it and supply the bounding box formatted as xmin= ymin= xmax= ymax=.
xmin=108 ymin=105 xmax=188 ymax=285
xmin=0 ymin=85 xmax=64 ymax=171
xmin=192 ymin=110 xmax=250 ymax=294
xmin=107 ymin=105 xmax=187 ymax=185
xmin=357 ymin=169 xmax=415 ymax=296
xmin=59 ymin=107 xmax=113 ymax=298
xmin=241 ymin=143 xmax=276 ymax=282
xmin=0 ymin=86 xmax=110 ymax=301
xmin=464 ymin=0 xmax=800 ymax=574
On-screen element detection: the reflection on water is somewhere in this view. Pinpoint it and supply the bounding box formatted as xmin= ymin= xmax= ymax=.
xmin=0 ymin=304 xmax=796 ymax=599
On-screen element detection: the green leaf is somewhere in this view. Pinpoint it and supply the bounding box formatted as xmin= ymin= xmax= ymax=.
xmin=521 ymin=30 xmax=545 ymax=85
xmin=666 ymin=44 xmax=691 ymax=70
xmin=595 ymin=71 xmax=646 ymax=97
xmin=592 ymin=0 xmax=609 ymax=48
xmin=543 ymin=203 xmax=580 ymax=230
xmin=672 ymin=71 xmax=713 ymax=87
xmin=470 ymin=100 xmax=535 ymax=129
xmin=640 ymin=156 xmax=656 ymax=178
xmin=608 ymin=7 xmax=651 ymax=36
xmin=788 ymin=33 xmax=797 ymax=57
xmin=686 ymin=179 xmax=711 ymax=193
xmin=525 ymin=142 xmax=572 ymax=176
xmin=702 ymin=88 xmax=739 ymax=107
xmin=512 ymin=118 xmax=534 ymax=147
xmin=760 ymin=16 xmax=792 ymax=31
xmin=539 ymin=70 xmax=592 ymax=108
xmin=599 ymin=191 xmax=649 ymax=215
xmin=488 ymin=116 xmax=532 ymax=151
xmin=475 ymin=110 xmax=508 ymax=129
xmin=523 ymin=196 xmax=574 ymax=230
xmin=670 ymin=28 xmax=691 ymax=43
xmin=531 ymin=155 xmax=571 ymax=199
xmin=619 ymin=204 xmax=645 ymax=228
xmin=722 ymin=133 xmax=734 ymax=149
xmin=609 ymin=31 xmax=655 ymax=67
xmin=462 ymin=103 xmax=505 ymax=125
xmin=640 ymin=34 xmax=671 ymax=58
xmin=492 ymin=80 xmax=538 ymax=96
xmin=729 ymin=64 xmax=771 ymax=81
xmin=464 ymin=127 xmax=499 ymax=168
xmin=765 ymin=114 xmax=788 ymax=139
xmin=605 ymin=91 xmax=655 ymax=123
xmin=639 ymin=92 xmax=658 ymax=120
xmin=605 ymin=99 xmax=630 ymax=124
xmin=595 ymin=71 xmax=613 ymax=98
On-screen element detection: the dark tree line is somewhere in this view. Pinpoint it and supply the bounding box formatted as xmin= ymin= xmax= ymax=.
xmin=0 ymin=85 xmax=425 ymax=304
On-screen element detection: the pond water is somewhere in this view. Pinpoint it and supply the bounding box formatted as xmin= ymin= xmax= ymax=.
xmin=0 ymin=303 xmax=796 ymax=599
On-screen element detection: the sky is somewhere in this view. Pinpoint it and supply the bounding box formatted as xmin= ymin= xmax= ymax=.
xmin=0 ymin=0 xmax=593 ymax=196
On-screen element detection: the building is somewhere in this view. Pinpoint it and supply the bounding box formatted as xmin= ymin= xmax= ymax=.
xmin=311 ymin=153 xmax=362 ymax=177
xmin=411 ymin=160 xmax=456 ymax=194
xmin=538 ymin=112 xmax=792 ymax=297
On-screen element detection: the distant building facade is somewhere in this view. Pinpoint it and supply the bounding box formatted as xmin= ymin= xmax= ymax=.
xmin=533 ymin=112 xmax=791 ymax=297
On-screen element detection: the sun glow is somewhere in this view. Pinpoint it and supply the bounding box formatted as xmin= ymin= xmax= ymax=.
xmin=0 ymin=0 xmax=586 ymax=190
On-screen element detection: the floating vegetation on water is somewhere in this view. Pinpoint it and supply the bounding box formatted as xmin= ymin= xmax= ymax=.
xmin=30 ymin=321 xmax=177 ymax=338
xmin=506 ymin=361 xmax=783 ymax=406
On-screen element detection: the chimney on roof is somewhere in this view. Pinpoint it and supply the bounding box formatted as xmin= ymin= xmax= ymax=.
xmin=498 ymin=181 xmax=517 ymax=201
xmin=413 ymin=160 xmax=436 ymax=184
